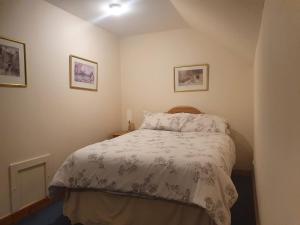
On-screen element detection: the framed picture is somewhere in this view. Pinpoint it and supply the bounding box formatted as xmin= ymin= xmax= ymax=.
xmin=0 ymin=37 xmax=27 ymax=87
xmin=69 ymin=55 xmax=98 ymax=91
xmin=174 ymin=64 xmax=209 ymax=92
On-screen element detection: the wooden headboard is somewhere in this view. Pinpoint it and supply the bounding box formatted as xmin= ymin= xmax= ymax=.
xmin=167 ymin=106 xmax=201 ymax=114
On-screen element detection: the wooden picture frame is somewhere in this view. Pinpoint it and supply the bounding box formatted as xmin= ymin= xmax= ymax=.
xmin=0 ymin=36 xmax=27 ymax=87
xmin=174 ymin=64 xmax=209 ymax=92
xmin=69 ymin=55 xmax=98 ymax=91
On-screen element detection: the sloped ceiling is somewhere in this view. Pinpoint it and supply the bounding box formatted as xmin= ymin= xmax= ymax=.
xmin=170 ymin=0 xmax=264 ymax=63
xmin=46 ymin=0 xmax=188 ymax=36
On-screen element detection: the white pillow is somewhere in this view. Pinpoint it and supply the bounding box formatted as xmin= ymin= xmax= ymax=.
xmin=140 ymin=112 xmax=187 ymax=131
xmin=140 ymin=112 xmax=230 ymax=134
xmin=180 ymin=114 xmax=230 ymax=134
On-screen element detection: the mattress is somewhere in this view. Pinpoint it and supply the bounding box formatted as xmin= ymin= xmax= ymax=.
xmin=49 ymin=129 xmax=237 ymax=225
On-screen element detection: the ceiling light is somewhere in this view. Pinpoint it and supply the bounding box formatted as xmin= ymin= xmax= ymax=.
xmin=108 ymin=3 xmax=126 ymax=16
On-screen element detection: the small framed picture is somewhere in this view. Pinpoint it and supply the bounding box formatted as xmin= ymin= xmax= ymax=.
xmin=174 ymin=64 xmax=209 ymax=92
xmin=69 ymin=55 xmax=98 ymax=91
xmin=0 ymin=37 xmax=27 ymax=87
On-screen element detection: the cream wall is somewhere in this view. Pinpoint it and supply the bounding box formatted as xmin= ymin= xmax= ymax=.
xmin=254 ymin=0 xmax=300 ymax=224
xmin=0 ymin=0 xmax=121 ymax=217
xmin=120 ymin=29 xmax=254 ymax=170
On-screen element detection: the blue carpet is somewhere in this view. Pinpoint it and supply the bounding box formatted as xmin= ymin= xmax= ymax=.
xmin=16 ymin=201 xmax=71 ymax=225
xmin=231 ymin=173 xmax=256 ymax=225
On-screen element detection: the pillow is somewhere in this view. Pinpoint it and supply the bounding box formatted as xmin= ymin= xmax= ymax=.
xmin=140 ymin=112 xmax=187 ymax=131
xmin=180 ymin=114 xmax=230 ymax=134
xmin=140 ymin=111 xmax=230 ymax=134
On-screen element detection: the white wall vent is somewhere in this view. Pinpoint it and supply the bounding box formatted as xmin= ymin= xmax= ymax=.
xmin=9 ymin=154 xmax=51 ymax=212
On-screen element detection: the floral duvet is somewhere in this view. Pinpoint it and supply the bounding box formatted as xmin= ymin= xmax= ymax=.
xmin=49 ymin=129 xmax=238 ymax=225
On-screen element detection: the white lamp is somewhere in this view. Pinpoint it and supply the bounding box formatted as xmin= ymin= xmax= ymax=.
xmin=126 ymin=109 xmax=133 ymax=131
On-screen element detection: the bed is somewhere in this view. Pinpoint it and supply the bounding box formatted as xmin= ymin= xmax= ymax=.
xmin=49 ymin=106 xmax=237 ymax=225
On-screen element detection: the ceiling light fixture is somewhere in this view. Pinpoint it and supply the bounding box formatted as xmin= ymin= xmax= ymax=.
xmin=108 ymin=2 xmax=126 ymax=16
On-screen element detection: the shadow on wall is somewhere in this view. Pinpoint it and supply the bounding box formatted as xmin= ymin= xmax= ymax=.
xmin=231 ymin=129 xmax=253 ymax=170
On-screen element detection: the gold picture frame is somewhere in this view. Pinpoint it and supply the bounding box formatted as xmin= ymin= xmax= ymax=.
xmin=69 ymin=55 xmax=98 ymax=91
xmin=0 ymin=36 xmax=27 ymax=87
xmin=174 ymin=64 xmax=209 ymax=92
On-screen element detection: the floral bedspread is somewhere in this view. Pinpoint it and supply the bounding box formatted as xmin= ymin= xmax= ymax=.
xmin=49 ymin=129 xmax=238 ymax=225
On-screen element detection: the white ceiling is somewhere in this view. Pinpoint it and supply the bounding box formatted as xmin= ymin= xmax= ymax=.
xmin=46 ymin=0 xmax=264 ymax=62
xmin=46 ymin=0 xmax=189 ymax=37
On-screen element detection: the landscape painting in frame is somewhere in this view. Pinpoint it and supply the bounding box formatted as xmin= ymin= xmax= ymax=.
xmin=174 ymin=64 xmax=209 ymax=92
xmin=69 ymin=55 xmax=98 ymax=91
xmin=0 ymin=37 xmax=27 ymax=87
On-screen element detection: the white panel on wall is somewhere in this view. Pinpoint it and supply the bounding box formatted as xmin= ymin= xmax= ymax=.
xmin=9 ymin=154 xmax=50 ymax=212
xmin=18 ymin=165 xmax=46 ymax=208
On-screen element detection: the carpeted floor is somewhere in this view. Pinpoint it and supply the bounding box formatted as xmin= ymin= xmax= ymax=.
xmin=15 ymin=201 xmax=70 ymax=225
xmin=16 ymin=172 xmax=255 ymax=225
xmin=231 ymin=172 xmax=256 ymax=225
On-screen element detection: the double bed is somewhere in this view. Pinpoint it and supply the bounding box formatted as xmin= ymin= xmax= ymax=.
xmin=49 ymin=107 xmax=238 ymax=225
